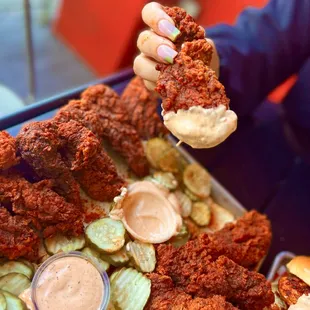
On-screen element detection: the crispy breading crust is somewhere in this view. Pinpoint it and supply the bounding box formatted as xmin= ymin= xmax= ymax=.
xmin=145 ymin=273 xmax=238 ymax=310
xmin=121 ymin=76 xmax=168 ymax=139
xmin=0 ymin=207 xmax=39 ymax=261
xmin=0 ymin=131 xmax=20 ymax=170
xmin=278 ymin=273 xmax=310 ymax=306
xmin=0 ymin=172 xmax=84 ymax=240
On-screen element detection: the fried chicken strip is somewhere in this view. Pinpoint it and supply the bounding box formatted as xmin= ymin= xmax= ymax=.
xmin=155 ymin=211 xmax=273 ymax=309
xmin=121 ymin=76 xmax=168 ymax=139
xmin=146 ymin=273 xmax=238 ymax=310
xmin=16 ymin=120 xmax=81 ymax=205
xmin=209 ymin=210 xmax=272 ymax=270
xmin=163 ymin=6 xmax=205 ymax=47
xmin=55 ymin=98 xmax=149 ymax=177
xmin=157 ymin=211 xmax=271 ymax=274
xmin=0 ymin=131 xmax=19 ymax=170
xmin=0 ymin=207 xmax=39 ymax=261
xmin=156 ymin=40 xmax=229 ymax=114
xmin=278 ymin=273 xmax=310 ymax=306
xmin=0 ymin=172 xmax=84 ymax=238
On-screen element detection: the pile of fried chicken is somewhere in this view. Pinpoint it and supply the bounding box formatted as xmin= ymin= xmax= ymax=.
xmin=0 ymin=77 xmax=166 ymax=262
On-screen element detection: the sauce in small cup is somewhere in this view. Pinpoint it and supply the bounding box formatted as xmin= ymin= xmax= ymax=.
xmin=31 ymin=251 xmax=110 ymax=310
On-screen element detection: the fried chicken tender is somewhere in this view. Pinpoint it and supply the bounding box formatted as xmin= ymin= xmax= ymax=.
xmin=0 ymin=131 xmax=19 ymax=170
xmin=0 ymin=172 xmax=84 ymax=238
xmin=55 ymin=98 xmax=149 ymax=177
xmin=163 ymin=6 xmax=205 ymax=47
xmin=121 ymin=76 xmax=168 ymax=139
xmin=155 ymin=211 xmax=274 ymax=310
xmin=0 ymin=207 xmax=39 ymax=261
xmin=57 ymin=120 xmax=101 ymax=171
xmin=146 ymin=273 xmax=238 ymax=310
xmin=209 ymin=210 xmax=272 ymax=270
xmin=158 ymin=211 xmax=271 ymax=274
xmin=81 ymin=84 xmax=129 ymax=123
xmin=278 ymin=273 xmax=310 ymax=306
xmin=74 ymin=149 xmax=125 ymax=201
xmin=16 ymin=120 xmax=81 ymax=205
xmin=156 ymin=40 xmax=229 ymax=114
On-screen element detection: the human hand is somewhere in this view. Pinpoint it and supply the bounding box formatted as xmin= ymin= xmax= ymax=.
xmin=134 ymin=2 xmax=219 ymax=91
xmin=134 ymin=2 xmax=180 ymax=91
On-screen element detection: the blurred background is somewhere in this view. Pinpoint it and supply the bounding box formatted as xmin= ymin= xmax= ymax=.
xmin=0 ymin=0 xmax=293 ymax=116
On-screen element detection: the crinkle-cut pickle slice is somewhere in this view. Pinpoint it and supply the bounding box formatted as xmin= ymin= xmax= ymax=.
xmin=81 ymin=247 xmax=110 ymax=271
xmin=102 ymin=246 xmax=129 ymax=267
xmin=184 ymin=188 xmax=200 ymax=202
xmin=2 ymin=290 xmax=26 ymax=310
xmin=44 ymin=234 xmax=85 ymax=255
xmin=158 ymin=148 xmax=182 ymax=173
xmin=0 ymin=291 xmax=6 ymax=310
xmin=174 ymin=190 xmax=192 ymax=217
xmin=126 ymin=241 xmax=156 ymax=273
xmin=0 ymin=261 xmax=33 ymax=280
xmin=0 ymin=273 xmax=30 ymax=296
xmin=168 ymin=223 xmax=190 ymax=248
xmin=153 ymin=171 xmax=178 ymax=190
xmin=183 ymin=163 xmax=211 ymax=198
xmin=110 ymin=267 xmax=151 ymax=310
xmin=190 ymin=201 xmax=211 ymax=226
xmin=207 ymin=201 xmax=235 ymax=232
xmin=145 ymin=138 xmax=171 ymax=169
xmin=86 ymin=218 xmax=125 ymax=253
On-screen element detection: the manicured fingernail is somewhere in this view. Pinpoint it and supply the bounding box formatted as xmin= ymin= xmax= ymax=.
xmin=158 ymin=19 xmax=180 ymax=41
xmin=157 ymin=45 xmax=178 ymax=64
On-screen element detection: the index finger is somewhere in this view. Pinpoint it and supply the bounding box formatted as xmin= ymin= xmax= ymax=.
xmin=142 ymin=2 xmax=180 ymax=42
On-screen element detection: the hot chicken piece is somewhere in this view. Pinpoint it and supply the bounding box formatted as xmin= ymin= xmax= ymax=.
xmin=156 ymin=7 xmax=237 ymax=149
xmin=277 ymin=256 xmax=310 ymax=309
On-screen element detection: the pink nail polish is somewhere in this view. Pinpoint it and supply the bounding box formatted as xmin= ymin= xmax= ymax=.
xmin=158 ymin=19 xmax=180 ymax=41
xmin=157 ymin=45 xmax=178 ymax=64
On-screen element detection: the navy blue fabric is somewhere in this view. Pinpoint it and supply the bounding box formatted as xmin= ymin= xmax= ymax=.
xmin=207 ymin=0 xmax=310 ymax=118
xmin=207 ymin=0 xmax=310 ymax=162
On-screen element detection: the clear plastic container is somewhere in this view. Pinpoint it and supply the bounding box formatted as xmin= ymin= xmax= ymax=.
xmin=31 ymin=251 xmax=110 ymax=310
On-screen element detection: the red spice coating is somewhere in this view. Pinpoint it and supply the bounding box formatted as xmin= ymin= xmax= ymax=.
xmin=0 ymin=207 xmax=39 ymax=261
xmin=163 ymin=6 xmax=205 ymax=47
xmin=156 ymin=40 xmax=229 ymax=114
xmin=0 ymin=131 xmax=20 ymax=170
xmin=121 ymin=76 xmax=168 ymax=139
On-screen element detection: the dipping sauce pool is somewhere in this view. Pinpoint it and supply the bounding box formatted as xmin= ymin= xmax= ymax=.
xmin=31 ymin=252 xmax=110 ymax=310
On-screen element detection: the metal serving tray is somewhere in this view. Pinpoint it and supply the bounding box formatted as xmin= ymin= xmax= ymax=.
xmin=0 ymin=68 xmax=246 ymax=219
xmin=267 ymin=251 xmax=296 ymax=282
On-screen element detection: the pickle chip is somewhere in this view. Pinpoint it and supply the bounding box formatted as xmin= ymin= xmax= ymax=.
xmin=183 ymin=163 xmax=211 ymax=198
xmin=174 ymin=190 xmax=192 ymax=217
xmin=158 ymin=148 xmax=182 ymax=173
xmin=168 ymin=224 xmax=190 ymax=248
xmin=86 ymin=218 xmax=125 ymax=253
xmin=102 ymin=247 xmax=129 ymax=267
xmin=81 ymin=247 xmax=110 ymax=271
xmin=126 ymin=241 xmax=156 ymax=273
xmin=0 ymin=273 xmax=31 ymax=296
xmin=206 ymin=200 xmax=235 ymax=232
xmin=0 ymin=292 xmax=6 ymax=310
xmin=184 ymin=188 xmax=200 ymax=202
xmin=0 ymin=261 xmax=34 ymax=280
xmin=145 ymin=138 xmax=171 ymax=169
xmin=44 ymin=234 xmax=85 ymax=255
xmin=110 ymin=267 xmax=151 ymax=310
xmin=153 ymin=172 xmax=178 ymax=190
xmin=190 ymin=201 xmax=211 ymax=226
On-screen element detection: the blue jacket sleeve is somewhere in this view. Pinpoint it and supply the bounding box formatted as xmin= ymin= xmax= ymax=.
xmin=206 ymin=0 xmax=310 ymax=116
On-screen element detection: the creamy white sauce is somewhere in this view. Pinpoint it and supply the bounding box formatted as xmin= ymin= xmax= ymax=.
xmin=34 ymin=257 xmax=104 ymax=310
xmin=163 ymin=105 xmax=237 ymax=148
xmin=110 ymin=181 xmax=181 ymax=243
